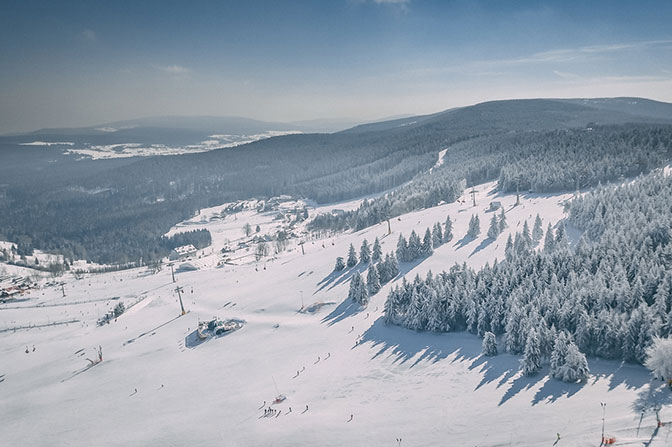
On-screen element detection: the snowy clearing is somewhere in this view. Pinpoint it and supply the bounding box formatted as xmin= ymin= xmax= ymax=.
xmin=1 ymin=180 xmax=670 ymax=446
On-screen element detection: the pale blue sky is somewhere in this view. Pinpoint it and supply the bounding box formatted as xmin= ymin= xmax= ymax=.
xmin=1 ymin=0 xmax=671 ymax=132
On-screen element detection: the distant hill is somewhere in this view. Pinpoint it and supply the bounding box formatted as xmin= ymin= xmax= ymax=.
xmin=558 ymin=97 xmax=672 ymax=121
xmin=1 ymin=96 xmax=671 ymax=264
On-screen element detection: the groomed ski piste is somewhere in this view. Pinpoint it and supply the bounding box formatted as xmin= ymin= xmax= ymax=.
xmin=1 ymin=179 xmax=670 ymax=446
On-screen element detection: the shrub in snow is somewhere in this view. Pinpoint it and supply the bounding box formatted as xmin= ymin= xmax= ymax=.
xmin=644 ymin=337 xmax=672 ymax=381
xmin=482 ymin=332 xmax=498 ymax=356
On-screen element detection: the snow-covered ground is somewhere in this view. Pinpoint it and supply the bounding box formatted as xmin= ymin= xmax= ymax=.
xmin=1 ymin=180 xmax=670 ymax=446
xmin=62 ymin=130 xmax=302 ymax=160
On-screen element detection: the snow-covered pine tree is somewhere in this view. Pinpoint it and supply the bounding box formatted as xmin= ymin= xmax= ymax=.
xmin=372 ymin=237 xmax=382 ymax=263
xmin=367 ymin=265 xmax=381 ymax=295
xmin=396 ymin=235 xmax=408 ymax=263
xmin=550 ymin=331 xmax=570 ymax=378
xmin=334 ymin=257 xmax=345 ymax=271
xmin=360 ymin=239 xmax=371 ymax=264
xmin=482 ymin=331 xmax=498 ymax=356
xmin=505 ymin=234 xmax=514 ymax=260
xmin=408 ymin=230 xmax=422 ymax=260
xmin=521 ymin=328 xmax=542 ymax=376
xmin=444 ymin=216 xmax=453 ymax=242
xmin=498 ymin=208 xmax=507 ymax=232
xmin=556 ymin=341 xmax=589 ymax=382
xmin=348 ymin=271 xmax=369 ymax=305
xmin=532 ymin=214 xmax=543 ymax=242
xmin=555 ymin=222 xmax=567 ymax=248
xmin=487 ymin=214 xmax=500 ymax=239
xmin=432 ymin=222 xmax=443 ymax=247
xmin=521 ymin=220 xmax=532 ymax=248
xmin=347 ymin=243 xmax=358 ymax=267
xmin=543 ymin=223 xmax=555 ymax=252
xmin=386 ymin=253 xmax=399 ymax=279
xmin=467 ymin=214 xmax=480 ymax=238
xmin=421 ymin=228 xmax=434 ymax=257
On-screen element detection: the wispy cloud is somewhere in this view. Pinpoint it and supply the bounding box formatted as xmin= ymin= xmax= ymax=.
xmin=156 ymin=64 xmax=191 ymax=75
xmin=489 ymin=40 xmax=672 ymax=67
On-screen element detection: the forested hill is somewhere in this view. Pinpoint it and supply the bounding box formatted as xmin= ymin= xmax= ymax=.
xmin=1 ymin=98 xmax=671 ymax=264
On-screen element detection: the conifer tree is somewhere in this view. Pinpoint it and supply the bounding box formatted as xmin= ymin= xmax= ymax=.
xmin=444 ymin=216 xmax=453 ymax=242
xmin=421 ymin=228 xmax=434 ymax=257
xmin=372 ymin=237 xmax=382 ymax=263
xmin=550 ymin=331 xmax=570 ymax=378
xmin=521 ymin=220 xmax=532 ymax=248
xmin=482 ymin=331 xmax=498 ymax=356
xmin=467 ymin=214 xmax=480 ymax=238
xmin=386 ymin=253 xmax=399 ymax=279
xmin=367 ymin=265 xmax=381 ymax=295
xmin=498 ymin=208 xmax=507 ymax=232
xmin=532 ymin=214 xmax=543 ymax=242
xmin=347 ymin=243 xmax=358 ymax=267
xmin=348 ymin=272 xmax=369 ymax=305
xmin=408 ymin=230 xmax=422 ymax=260
xmin=396 ymin=235 xmax=408 ymax=263
xmin=556 ymin=341 xmax=589 ymax=382
xmin=487 ymin=215 xmax=500 ymax=239
xmin=543 ymin=223 xmax=555 ymax=252
xmin=522 ymin=329 xmax=542 ymax=375
xmin=360 ymin=239 xmax=371 ymax=264
xmin=432 ymin=222 xmax=443 ymax=247
xmin=334 ymin=257 xmax=345 ymax=271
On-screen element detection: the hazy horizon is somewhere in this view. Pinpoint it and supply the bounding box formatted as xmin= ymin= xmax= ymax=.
xmin=1 ymin=0 xmax=671 ymax=133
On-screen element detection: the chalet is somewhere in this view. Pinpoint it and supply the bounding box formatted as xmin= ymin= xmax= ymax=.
xmin=489 ymin=201 xmax=502 ymax=211
xmin=169 ymin=244 xmax=197 ymax=260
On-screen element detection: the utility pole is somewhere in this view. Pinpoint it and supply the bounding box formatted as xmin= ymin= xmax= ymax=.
xmin=300 ymin=290 xmax=304 ymax=310
xmin=170 ymin=263 xmax=175 ymax=283
xmin=61 ymin=284 xmax=66 ymax=297
xmin=299 ymin=241 xmax=305 ymax=255
xmin=175 ymin=286 xmax=186 ymax=315
xmin=387 ymin=219 xmax=391 ymax=235
xmin=601 ymin=402 xmax=606 ymax=444
xmin=471 ymin=187 xmax=477 ymax=207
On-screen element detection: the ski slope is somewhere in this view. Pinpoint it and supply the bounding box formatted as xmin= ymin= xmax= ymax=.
xmin=1 ymin=180 xmax=670 ymax=446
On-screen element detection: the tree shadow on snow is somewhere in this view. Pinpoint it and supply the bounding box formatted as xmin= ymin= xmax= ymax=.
xmin=469 ymin=237 xmax=495 ymax=257
xmin=315 ymin=263 xmax=369 ymax=294
xmin=453 ymin=234 xmax=477 ymax=250
xmin=358 ymin=318 xmax=482 ymax=368
xmin=321 ymin=296 xmax=365 ymax=326
xmin=632 ymin=380 xmax=672 ymax=414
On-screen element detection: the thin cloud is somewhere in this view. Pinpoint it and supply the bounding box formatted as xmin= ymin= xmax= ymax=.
xmin=155 ymin=64 xmax=192 ymax=75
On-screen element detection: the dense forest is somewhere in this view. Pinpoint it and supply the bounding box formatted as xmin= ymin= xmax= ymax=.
xmin=1 ymin=99 xmax=671 ymax=264
xmin=382 ymin=170 xmax=672 ymax=376
xmin=308 ymin=124 xmax=672 ymax=233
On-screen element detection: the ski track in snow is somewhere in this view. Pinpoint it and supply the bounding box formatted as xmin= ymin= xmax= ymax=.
xmin=0 ymin=179 xmax=669 ymax=446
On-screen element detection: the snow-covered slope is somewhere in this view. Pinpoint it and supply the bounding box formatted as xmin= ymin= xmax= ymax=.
xmin=1 ymin=181 xmax=669 ymax=446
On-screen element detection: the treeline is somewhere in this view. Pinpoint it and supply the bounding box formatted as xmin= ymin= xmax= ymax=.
xmin=384 ymin=170 xmax=672 ymax=375
xmin=308 ymin=125 xmax=672 ymax=233
xmin=2 ymin=104 xmax=670 ymax=263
